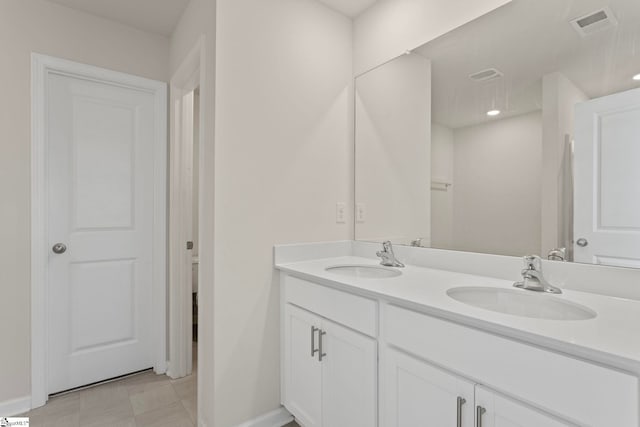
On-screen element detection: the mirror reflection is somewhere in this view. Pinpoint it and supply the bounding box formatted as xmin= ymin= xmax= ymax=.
xmin=355 ymin=0 xmax=640 ymax=268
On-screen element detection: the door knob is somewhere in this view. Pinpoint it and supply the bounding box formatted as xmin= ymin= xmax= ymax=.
xmin=52 ymin=243 xmax=67 ymax=254
xmin=576 ymin=238 xmax=589 ymax=247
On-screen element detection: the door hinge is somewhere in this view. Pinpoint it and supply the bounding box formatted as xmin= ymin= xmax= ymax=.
xmin=186 ymin=241 xmax=194 ymax=250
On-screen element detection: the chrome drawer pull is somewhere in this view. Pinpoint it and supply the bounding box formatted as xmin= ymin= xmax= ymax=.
xmin=476 ymin=406 xmax=486 ymax=427
xmin=318 ymin=330 xmax=327 ymax=361
xmin=457 ymin=397 xmax=466 ymax=427
xmin=311 ymin=326 xmax=319 ymax=357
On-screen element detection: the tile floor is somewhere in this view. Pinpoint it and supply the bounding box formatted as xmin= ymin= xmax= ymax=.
xmin=21 ymin=345 xmax=197 ymax=427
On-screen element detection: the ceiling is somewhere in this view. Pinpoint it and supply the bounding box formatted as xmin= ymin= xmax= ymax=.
xmin=414 ymin=0 xmax=640 ymax=129
xmin=45 ymin=0 xmax=375 ymax=35
xmin=46 ymin=0 xmax=190 ymax=36
xmin=315 ymin=0 xmax=378 ymax=17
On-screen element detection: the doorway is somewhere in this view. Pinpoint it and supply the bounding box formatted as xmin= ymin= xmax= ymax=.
xmin=31 ymin=54 xmax=168 ymax=407
xmin=168 ymin=38 xmax=205 ymax=383
xmin=574 ymin=87 xmax=640 ymax=268
xmin=169 ymin=85 xmax=200 ymax=377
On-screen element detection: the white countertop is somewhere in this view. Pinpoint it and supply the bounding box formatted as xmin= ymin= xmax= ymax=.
xmin=276 ymin=255 xmax=640 ymax=375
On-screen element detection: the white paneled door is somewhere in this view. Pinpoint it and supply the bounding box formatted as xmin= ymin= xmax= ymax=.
xmin=45 ymin=69 xmax=163 ymax=394
xmin=574 ymin=88 xmax=640 ymax=268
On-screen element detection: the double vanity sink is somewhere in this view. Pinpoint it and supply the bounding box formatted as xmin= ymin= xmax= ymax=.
xmin=325 ymin=264 xmax=597 ymax=321
xmin=276 ymin=244 xmax=640 ymax=427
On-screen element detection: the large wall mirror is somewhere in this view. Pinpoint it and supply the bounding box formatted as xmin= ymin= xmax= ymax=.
xmin=355 ymin=0 xmax=640 ymax=268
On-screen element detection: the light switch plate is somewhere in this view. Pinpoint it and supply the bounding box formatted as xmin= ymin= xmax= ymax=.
xmin=336 ymin=203 xmax=346 ymax=224
xmin=356 ymin=203 xmax=366 ymax=223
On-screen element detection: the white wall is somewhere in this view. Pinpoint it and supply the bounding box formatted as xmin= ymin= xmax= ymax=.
xmin=0 ymin=0 xmax=169 ymax=406
xmin=452 ymin=112 xmax=542 ymax=256
xmin=355 ymin=53 xmax=432 ymax=245
xmin=431 ymin=123 xmax=454 ymax=248
xmin=169 ymin=0 xmax=216 ymax=425
xmin=213 ymin=0 xmax=353 ymax=425
xmin=353 ymin=0 xmax=512 ymax=75
xmin=542 ymin=72 xmax=588 ymax=257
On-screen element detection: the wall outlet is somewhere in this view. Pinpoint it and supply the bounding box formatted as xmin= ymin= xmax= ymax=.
xmin=356 ymin=203 xmax=366 ymax=223
xmin=336 ymin=203 xmax=346 ymax=224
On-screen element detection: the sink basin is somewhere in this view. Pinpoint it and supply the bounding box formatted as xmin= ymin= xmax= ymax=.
xmin=447 ymin=287 xmax=596 ymax=320
xmin=325 ymin=264 xmax=402 ymax=279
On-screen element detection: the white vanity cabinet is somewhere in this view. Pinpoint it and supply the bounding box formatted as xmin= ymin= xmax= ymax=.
xmin=383 ymin=347 xmax=574 ymax=427
xmin=284 ymin=304 xmax=323 ymax=426
xmin=318 ymin=315 xmax=376 ymax=427
xmin=382 ymin=347 xmax=475 ymax=426
xmin=279 ymin=269 xmax=639 ymax=427
xmin=475 ymin=387 xmax=574 ymax=427
xmin=282 ymin=275 xmax=378 ymax=427
xmin=383 ymin=304 xmax=639 ymax=427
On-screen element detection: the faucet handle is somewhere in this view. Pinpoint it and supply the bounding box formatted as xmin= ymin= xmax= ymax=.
xmin=523 ymin=255 xmax=542 ymax=271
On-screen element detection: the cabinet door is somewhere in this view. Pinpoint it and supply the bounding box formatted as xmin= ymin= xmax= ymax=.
xmin=382 ymin=347 xmax=474 ymax=427
xmin=284 ymin=304 xmax=322 ymax=427
xmin=475 ymin=386 xmax=576 ymax=427
xmin=321 ymin=318 xmax=377 ymax=427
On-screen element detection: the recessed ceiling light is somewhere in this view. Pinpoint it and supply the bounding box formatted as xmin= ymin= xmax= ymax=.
xmin=487 ymin=110 xmax=501 ymax=117
xmin=633 ymin=73 xmax=640 ymax=81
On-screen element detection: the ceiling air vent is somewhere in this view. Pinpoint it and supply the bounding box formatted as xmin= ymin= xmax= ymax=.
xmin=570 ymin=7 xmax=618 ymax=37
xmin=468 ymin=68 xmax=503 ymax=83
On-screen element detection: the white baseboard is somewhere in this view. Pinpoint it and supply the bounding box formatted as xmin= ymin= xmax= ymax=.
xmin=155 ymin=360 xmax=168 ymax=375
xmin=0 ymin=396 xmax=31 ymax=417
xmin=235 ymin=407 xmax=294 ymax=427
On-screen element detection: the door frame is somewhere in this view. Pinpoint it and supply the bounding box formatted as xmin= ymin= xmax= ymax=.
xmin=168 ymin=36 xmax=205 ymax=379
xmin=30 ymin=53 xmax=168 ymax=408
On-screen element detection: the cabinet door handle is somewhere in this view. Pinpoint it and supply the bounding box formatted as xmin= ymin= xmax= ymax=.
xmin=476 ymin=406 xmax=486 ymax=427
xmin=456 ymin=397 xmax=466 ymax=427
xmin=311 ymin=326 xmax=319 ymax=357
xmin=318 ymin=330 xmax=327 ymax=361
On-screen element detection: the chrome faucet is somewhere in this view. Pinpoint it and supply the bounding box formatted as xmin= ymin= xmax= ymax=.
xmin=547 ymin=248 xmax=567 ymax=262
xmin=514 ymin=255 xmax=562 ymax=294
xmin=376 ymin=241 xmax=405 ymax=268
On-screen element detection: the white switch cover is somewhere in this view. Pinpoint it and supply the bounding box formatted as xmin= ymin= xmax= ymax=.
xmin=336 ymin=203 xmax=346 ymax=224
xmin=356 ymin=203 xmax=366 ymax=223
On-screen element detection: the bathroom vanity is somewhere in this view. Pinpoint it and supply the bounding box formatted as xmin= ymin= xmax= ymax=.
xmin=275 ymin=244 xmax=640 ymax=427
xmin=276 ymin=0 xmax=640 ymax=425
